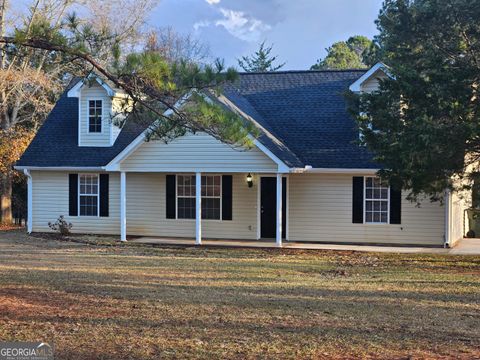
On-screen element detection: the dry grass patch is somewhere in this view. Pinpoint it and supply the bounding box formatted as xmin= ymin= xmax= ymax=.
xmin=0 ymin=229 xmax=479 ymax=359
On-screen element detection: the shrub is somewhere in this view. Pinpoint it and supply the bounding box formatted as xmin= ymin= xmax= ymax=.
xmin=48 ymin=215 xmax=73 ymax=236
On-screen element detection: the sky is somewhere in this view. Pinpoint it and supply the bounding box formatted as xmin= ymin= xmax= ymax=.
xmin=149 ymin=0 xmax=384 ymax=70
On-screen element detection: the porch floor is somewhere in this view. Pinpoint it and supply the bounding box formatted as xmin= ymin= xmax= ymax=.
xmin=129 ymin=237 xmax=480 ymax=255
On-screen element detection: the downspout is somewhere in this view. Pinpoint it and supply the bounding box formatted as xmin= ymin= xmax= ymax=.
xmin=23 ymin=169 xmax=32 ymax=233
xmin=444 ymin=189 xmax=451 ymax=248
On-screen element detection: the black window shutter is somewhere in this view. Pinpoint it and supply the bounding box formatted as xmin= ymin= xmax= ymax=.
xmin=222 ymin=175 xmax=233 ymax=220
xmin=69 ymin=174 xmax=78 ymax=216
xmin=99 ymin=174 xmax=109 ymax=217
xmin=352 ymin=176 xmax=364 ymax=223
xmin=389 ymin=186 xmax=402 ymax=224
xmin=166 ymin=175 xmax=176 ymax=219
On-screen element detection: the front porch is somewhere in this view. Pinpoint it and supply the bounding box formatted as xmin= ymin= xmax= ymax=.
xmin=119 ymin=172 xmax=288 ymax=246
xmin=129 ymin=236 xmax=480 ymax=255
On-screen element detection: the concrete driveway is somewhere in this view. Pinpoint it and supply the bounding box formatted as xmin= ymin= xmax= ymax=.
xmin=448 ymin=238 xmax=480 ymax=255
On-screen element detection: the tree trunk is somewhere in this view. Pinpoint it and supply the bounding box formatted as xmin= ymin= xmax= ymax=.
xmin=0 ymin=172 xmax=12 ymax=224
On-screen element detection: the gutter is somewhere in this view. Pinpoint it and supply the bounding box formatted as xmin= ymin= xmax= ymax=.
xmin=290 ymin=165 xmax=379 ymax=175
xmin=23 ymin=169 xmax=33 ymax=233
xmin=444 ymin=189 xmax=451 ymax=248
xmin=14 ymin=166 xmax=104 ymax=171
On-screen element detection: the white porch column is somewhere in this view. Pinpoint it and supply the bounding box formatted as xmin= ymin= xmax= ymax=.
xmin=196 ymin=172 xmax=202 ymax=245
xmin=24 ymin=169 xmax=32 ymax=233
xmin=276 ymin=173 xmax=283 ymax=247
xmin=120 ymin=171 xmax=127 ymax=242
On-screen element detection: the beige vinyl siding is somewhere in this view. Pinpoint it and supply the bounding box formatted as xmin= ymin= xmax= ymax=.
xmin=360 ymin=70 xmax=388 ymax=93
xmin=31 ymin=171 xmax=120 ymax=234
xmin=288 ymin=174 xmax=445 ymax=246
xmin=79 ymin=83 xmax=112 ymax=147
xmin=30 ymin=171 xmax=447 ymax=245
xmin=120 ymin=132 xmax=278 ymax=173
xmin=126 ymin=173 xmax=257 ymax=239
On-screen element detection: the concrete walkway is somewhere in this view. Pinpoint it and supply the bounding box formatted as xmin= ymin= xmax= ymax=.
xmin=131 ymin=237 xmax=480 ymax=255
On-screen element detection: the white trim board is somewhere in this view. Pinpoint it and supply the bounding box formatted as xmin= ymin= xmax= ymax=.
xmin=67 ymin=74 xmax=116 ymax=98
xmin=14 ymin=166 xmax=105 ymax=171
xmin=291 ymin=167 xmax=380 ymax=175
xmin=349 ymin=62 xmax=391 ymax=93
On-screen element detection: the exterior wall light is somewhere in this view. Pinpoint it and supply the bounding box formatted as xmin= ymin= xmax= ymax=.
xmin=246 ymin=173 xmax=253 ymax=188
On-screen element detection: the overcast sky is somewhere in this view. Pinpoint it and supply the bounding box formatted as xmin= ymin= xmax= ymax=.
xmin=149 ymin=0 xmax=384 ymax=70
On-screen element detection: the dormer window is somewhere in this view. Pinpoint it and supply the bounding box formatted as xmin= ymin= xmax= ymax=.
xmin=88 ymin=100 xmax=102 ymax=133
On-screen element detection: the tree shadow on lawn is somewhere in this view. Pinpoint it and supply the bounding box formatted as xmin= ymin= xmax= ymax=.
xmin=1 ymin=285 xmax=479 ymax=360
xmin=1 ymin=265 xmax=478 ymax=303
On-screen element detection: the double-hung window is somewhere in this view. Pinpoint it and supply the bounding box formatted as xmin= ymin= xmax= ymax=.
xmin=79 ymin=174 xmax=99 ymax=216
xmin=364 ymin=177 xmax=389 ymax=223
xmin=201 ymin=175 xmax=221 ymax=219
xmin=88 ymin=100 xmax=102 ymax=133
xmin=176 ymin=175 xmax=221 ymax=220
xmin=177 ymin=175 xmax=196 ymax=219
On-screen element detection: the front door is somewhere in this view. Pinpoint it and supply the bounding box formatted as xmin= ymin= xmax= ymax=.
xmin=260 ymin=177 xmax=287 ymax=239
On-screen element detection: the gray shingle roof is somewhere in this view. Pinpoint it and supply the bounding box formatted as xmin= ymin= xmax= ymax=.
xmin=16 ymin=79 xmax=147 ymax=167
xmin=224 ymin=70 xmax=378 ymax=169
xmin=17 ymin=70 xmax=378 ymax=169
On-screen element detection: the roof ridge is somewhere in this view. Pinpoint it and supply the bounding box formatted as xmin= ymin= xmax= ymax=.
xmin=238 ymin=69 xmax=367 ymax=75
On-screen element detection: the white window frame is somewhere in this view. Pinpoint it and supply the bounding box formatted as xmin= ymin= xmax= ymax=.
xmin=87 ymin=98 xmax=103 ymax=134
xmin=175 ymin=174 xmax=222 ymax=221
xmin=78 ymin=173 xmax=100 ymax=217
xmin=201 ymin=174 xmax=223 ymax=221
xmin=364 ymin=176 xmax=390 ymax=224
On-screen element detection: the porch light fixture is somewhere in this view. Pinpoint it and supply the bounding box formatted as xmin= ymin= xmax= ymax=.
xmin=246 ymin=173 xmax=253 ymax=188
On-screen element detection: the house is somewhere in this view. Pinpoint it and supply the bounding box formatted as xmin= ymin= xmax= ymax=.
xmin=15 ymin=63 xmax=467 ymax=247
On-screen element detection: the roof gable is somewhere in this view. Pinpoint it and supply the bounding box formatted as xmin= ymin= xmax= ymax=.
xmin=67 ymin=73 xmax=118 ymax=98
xmin=348 ymin=62 xmax=391 ymax=92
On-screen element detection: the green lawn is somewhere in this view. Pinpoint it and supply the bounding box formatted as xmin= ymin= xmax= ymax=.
xmin=0 ymin=229 xmax=479 ymax=359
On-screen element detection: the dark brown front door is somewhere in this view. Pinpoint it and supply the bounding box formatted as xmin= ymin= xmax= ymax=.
xmin=260 ymin=177 xmax=286 ymax=239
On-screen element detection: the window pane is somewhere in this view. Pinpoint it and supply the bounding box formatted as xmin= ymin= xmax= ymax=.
xmin=381 ymin=189 xmax=388 ymax=199
xmin=202 ymin=198 xmax=220 ymax=220
xmin=381 ymin=213 xmax=388 ymax=223
xmin=373 ymin=212 xmax=380 ymax=222
xmin=366 ymin=189 xmax=372 ymax=199
xmin=381 ymin=202 xmax=388 ymax=211
xmin=366 ymin=177 xmax=373 ymax=187
xmin=365 ymin=212 xmax=373 ymax=222
xmin=366 ymin=201 xmax=372 ymax=211
xmin=79 ymin=175 xmax=98 ymax=195
xmin=80 ymin=195 xmax=98 ymax=216
xmin=178 ymin=197 xmax=195 ymax=219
